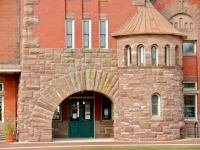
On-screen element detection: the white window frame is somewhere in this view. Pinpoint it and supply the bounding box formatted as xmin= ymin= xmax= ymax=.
xmin=182 ymin=41 xmax=196 ymax=55
xmin=0 ymin=96 xmax=4 ymax=122
xmin=164 ymin=46 xmax=169 ymax=66
xmin=151 ymin=45 xmax=158 ymax=66
xmin=183 ymin=82 xmax=197 ymax=90
xmin=0 ymin=83 xmax=4 ymax=92
xmin=184 ymin=94 xmax=197 ymax=120
xmin=82 ymin=20 xmax=91 ymax=48
xmin=127 ymin=46 xmax=132 ymax=66
xmin=99 ymin=20 xmax=108 ymax=49
xmin=66 ymin=20 xmax=74 ymax=48
xmin=138 ymin=46 xmax=145 ymax=66
xmin=151 ymin=94 xmax=160 ymax=116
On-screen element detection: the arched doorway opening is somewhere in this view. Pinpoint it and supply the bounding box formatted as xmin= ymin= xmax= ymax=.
xmin=52 ymin=91 xmax=114 ymax=139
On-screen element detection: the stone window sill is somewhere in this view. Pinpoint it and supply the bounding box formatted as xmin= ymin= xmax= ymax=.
xmin=101 ymin=120 xmax=113 ymax=122
xmin=184 ymin=119 xmax=198 ymax=122
xmin=183 ymin=54 xmax=196 ymax=57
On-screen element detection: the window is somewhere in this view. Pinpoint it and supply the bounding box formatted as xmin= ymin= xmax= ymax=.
xmin=151 ymin=95 xmax=159 ymax=116
xmin=184 ymin=95 xmax=197 ymax=119
xmin=183 ymin=82 xmax=197 ymax=90
xmin=127 ymin=46 xmax=132 ymax=66
xmin=183 ymin=41 xmax=195 ymax=55
xmin=150 ymin=0 xmax=155 ymax=3
xmin=0 ymin=97 xmax=3 ymax=122
xmin=100 ymin=20 xmax=108 ymax=48
xmin=0 ymin=83 xmax=4 ymax=122
xmin=66 ymin=20 xmax=74 ymax=48
xmin=53 ymin=105 xmax=62 ymax=121
xmin=151 ymin=46 xmax=157 ymax=66
xmin=102 ymin=95 xmax=112 ymax=120
xmin=83 ymin=20 xmax=91 ymax=48
xmin=164 ymin=46 xmax=169 ymax=66
xmin=138 ymin=46 xmax=145 ymax=66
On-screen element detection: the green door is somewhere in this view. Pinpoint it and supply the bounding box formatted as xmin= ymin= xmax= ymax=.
xmin=68 ymin=99 xmax=94 ymax=137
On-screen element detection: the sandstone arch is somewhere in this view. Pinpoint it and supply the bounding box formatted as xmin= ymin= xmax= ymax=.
xmin=27 ymin=69 xmax=118 ymax=142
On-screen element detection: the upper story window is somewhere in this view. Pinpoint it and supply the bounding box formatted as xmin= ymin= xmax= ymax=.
xmin=184 ymin=95 xmax=197 ymax=119
xmin=151 ymin=94 xmax=160 ymax=116
xmin=66 ymin=20 xmax=74 ymax=48
xmin=100 ymin=20 xmax=108 ymax=48
xmin=151 ymin=46 xmax=157 ymax=66
xmin=183 ymin=82 xmax=197 ymax=90
xmin=138 ymin=46 xmax=145 ymax=66
xmin=83 ymin=20 xmax=91 ymax=48
xmin=164 ymin=46 xmax=169 ymax=66
xmin=127 ymin=46 xmax=132 ymax=66
xmin=182 ymin=41 xmax=196 ymax=55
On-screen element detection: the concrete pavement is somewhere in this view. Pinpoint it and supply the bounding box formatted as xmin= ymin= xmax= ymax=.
xmin=0 ymin=138 xmax=200 ymax=150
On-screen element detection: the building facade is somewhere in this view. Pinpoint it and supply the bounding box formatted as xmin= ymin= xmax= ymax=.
xmin=0 ymin=0 xmax=200 ymax=142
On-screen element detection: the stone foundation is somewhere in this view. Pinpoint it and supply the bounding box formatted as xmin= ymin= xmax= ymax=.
xmin=52 ymin=121 xmax=68 ymax=138
xmin=182 ymin=116 xmax=200 ymax=138
xmin=52 ymin=121 xmax=114 ymax=138
xmin=95 ymin=121 xmax=114 ymax=138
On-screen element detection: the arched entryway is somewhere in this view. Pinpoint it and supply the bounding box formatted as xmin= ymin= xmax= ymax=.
xmin=26 ymin=70 xmax=118 ymax=142
xmin=52 ymin=91 xmax=114 ymax=138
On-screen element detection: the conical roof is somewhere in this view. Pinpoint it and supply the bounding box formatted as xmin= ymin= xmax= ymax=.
xmin=111 ymin=0 xmax=186 ymax=37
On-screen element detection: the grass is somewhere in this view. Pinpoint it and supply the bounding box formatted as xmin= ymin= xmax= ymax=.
xmin=58 ymin=148 xmax=200 ymax=150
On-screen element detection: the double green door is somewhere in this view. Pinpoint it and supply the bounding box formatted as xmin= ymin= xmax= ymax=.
xmin=68 ymin=99 xmax=94 ymax=137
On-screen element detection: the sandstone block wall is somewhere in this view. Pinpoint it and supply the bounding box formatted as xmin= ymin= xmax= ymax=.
xmin=18 ymin=48 xmax=118 ymax=142
xmin=115 ymin=67 xmax=184 ymax=141
xmin=95 ymin=121 xmax=114 ymax=138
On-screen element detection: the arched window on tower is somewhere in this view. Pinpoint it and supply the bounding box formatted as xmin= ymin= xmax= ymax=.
xmin=164 ymin=46 xmax=169 ymax=66
xmin=127 ymin=46 xmax=132 ymax=66
xmin=138 ymin=46 xmax=145 ymax=66
xmin=151 ymin=46 xmax=157 ymax=66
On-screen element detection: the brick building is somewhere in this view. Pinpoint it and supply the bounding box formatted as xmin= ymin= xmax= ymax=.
xmin=0 ymin=0 xmax=200 ymax=142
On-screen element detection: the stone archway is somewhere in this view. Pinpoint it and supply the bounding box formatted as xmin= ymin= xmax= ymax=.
xmin=25 ymin=69 xmax=118 ymax=142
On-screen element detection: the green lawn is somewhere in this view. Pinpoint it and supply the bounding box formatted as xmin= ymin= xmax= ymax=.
xmin=59 ymin=148 xmax=200 ymax=150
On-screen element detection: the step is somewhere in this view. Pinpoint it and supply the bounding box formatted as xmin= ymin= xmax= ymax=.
xmin=0 ymin=130 xmax=5 ymax=141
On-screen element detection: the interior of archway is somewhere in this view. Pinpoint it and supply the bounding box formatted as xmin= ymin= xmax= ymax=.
xmin=52 ymin=91 xmax=114 ymax=139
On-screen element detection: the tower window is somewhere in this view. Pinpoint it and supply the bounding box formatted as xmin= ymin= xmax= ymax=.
xmin=164 ymin=46 xmax=169 ymax=66
xmin=127 ymin=46 xmax=132 ymax=66
xmin=151 ymin=46 xmax=157 ymax=66
xmin=138 ymin=46 xmax=145 ymax=66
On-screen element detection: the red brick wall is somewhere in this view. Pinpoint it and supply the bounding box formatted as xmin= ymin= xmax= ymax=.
xmin=4 ymin=74 xmax=18 ymax=118
xmin=183 ymin=57 xmax=197 ymax=77
xmin=33 ymin=0 xmax=65 ymax=48
xmin=62 ymin=98 xmax=68 ymax=121
xmin=33 ymin=0 xmax=137 ymax=48
xmin=95 ymin=92 xmax=101 ymax=121
xmin=0 ymin=0 xmax=19 ymax=63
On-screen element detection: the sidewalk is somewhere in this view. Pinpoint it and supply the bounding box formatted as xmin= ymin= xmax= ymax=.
xmin=0 ymin=138 xmax=200 ymax=150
